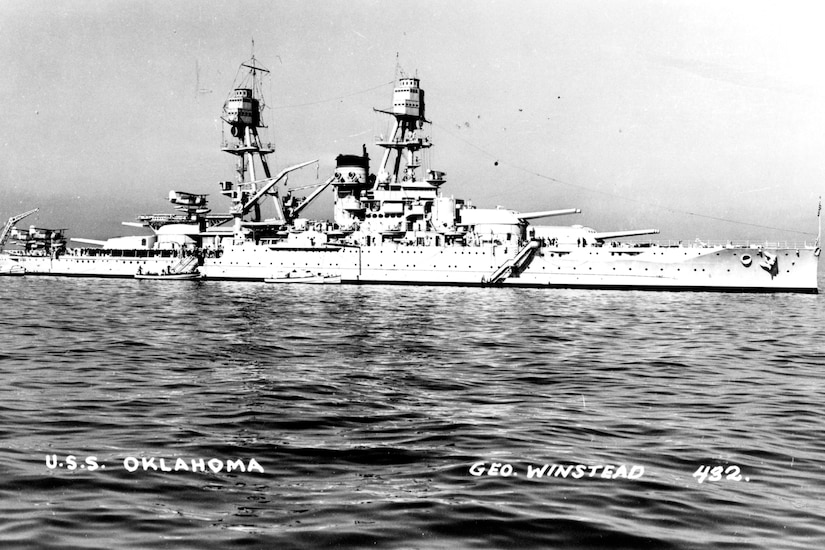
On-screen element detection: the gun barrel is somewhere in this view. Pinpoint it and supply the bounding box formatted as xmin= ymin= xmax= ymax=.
xmin=70 ymin=238 xmax=107 ymax=246
xmin=591 ymin=229 xmax=660 ymax=241
xmin=519 ymin=208 xmax=581 ymax=220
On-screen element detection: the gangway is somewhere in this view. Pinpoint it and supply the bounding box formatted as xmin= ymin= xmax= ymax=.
xmin=485 ymin=240 xmax=540 ymax=285
xmin=169 ymin=255 xmax=199 ymax=274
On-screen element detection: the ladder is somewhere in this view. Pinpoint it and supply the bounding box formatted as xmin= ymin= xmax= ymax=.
xmin=485 ymin=240 xmax=540 ymax=285
xmin=169 ymin=255 xmax=200 ymax=274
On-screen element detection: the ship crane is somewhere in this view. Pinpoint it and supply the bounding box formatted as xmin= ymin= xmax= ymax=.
xmin=0 ymin=209 xmax=38 ymax=249
xmin=222 ymin=159 xmax=322 ymax=241
xmin=283 ymin=177 xmax=337 ymax=219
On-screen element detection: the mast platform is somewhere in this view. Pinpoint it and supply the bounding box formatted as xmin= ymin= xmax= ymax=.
xmin=374 ymin=138 xmax=431 ymax=150
xmin=221 ymin=143 xmax=274 ymax=155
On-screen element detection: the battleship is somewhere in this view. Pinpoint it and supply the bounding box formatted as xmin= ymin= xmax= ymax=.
xmin=0 ymin=57 xmax=820 ymax=292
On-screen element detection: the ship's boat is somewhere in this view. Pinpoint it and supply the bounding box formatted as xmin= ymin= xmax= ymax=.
xmin=264 ymin=270 xmax=341 ymax=284
xmin=0 ymin=261 xmax=26 ymax=276
xmin=134 ymin=272 xmax=201 ymax=281
xmin=1 ymin=57 xmax=819 ymax=292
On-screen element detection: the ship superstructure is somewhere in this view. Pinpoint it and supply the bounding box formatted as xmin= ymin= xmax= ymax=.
xmin=1 ymin=58 xmax=819 ymax=291
xmin=334 ymin=75 xmax=449 ymax=242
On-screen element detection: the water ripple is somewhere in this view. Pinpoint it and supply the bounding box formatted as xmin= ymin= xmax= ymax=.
xmin=0 ymin=275 xmax=823 ymax=548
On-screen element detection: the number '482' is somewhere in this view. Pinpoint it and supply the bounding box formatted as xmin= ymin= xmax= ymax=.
xmin=693 ymin=465 xmax=744 ymax=483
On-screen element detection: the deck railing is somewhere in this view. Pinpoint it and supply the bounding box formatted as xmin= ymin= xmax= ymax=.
xmin=618 ymin=239 xmax=817 ymax=249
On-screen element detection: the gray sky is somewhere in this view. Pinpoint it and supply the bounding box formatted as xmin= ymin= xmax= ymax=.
xmin=1 ymin=0 xmax=823 ymax=242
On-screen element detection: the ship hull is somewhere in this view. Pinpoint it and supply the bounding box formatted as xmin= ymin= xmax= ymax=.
xmin=6 ymin=253 xmax=181 ymax=278
xmin=196 ymin=242 xmax=821 ymax=293
xmin=516 ymin=245 xmax=819 ymax=293
xmin=8 ymin=243 xmax=818 ymax=293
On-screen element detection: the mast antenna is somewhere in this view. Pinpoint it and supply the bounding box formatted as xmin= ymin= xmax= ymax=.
xmin=394 ymin=52 xmax=401 ymax=81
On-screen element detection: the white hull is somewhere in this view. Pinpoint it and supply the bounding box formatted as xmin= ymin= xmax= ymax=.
xmin=4 ymin=252 xmax=181 ymax=278
xmin=204 ymin=241 xmax=819 ymax=292
xmin=9 ymin=242 xmax=815 ymax=292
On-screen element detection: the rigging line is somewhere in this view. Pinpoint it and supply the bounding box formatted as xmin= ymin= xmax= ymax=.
xmin=433 ymin=121 xmax=816 ymax=236
xmin=271 ymin=80 xmax=395 ymax=110
xmin=520 ymin=168 xmax=815 ymax=235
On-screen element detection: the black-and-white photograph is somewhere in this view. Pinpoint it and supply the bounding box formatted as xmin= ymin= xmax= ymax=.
xmin=1 ymin=1 xmax=823 ymax=548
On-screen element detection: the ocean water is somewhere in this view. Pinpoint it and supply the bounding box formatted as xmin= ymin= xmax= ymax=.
xmin=1 ymin=274 xmax=823 ymax=549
